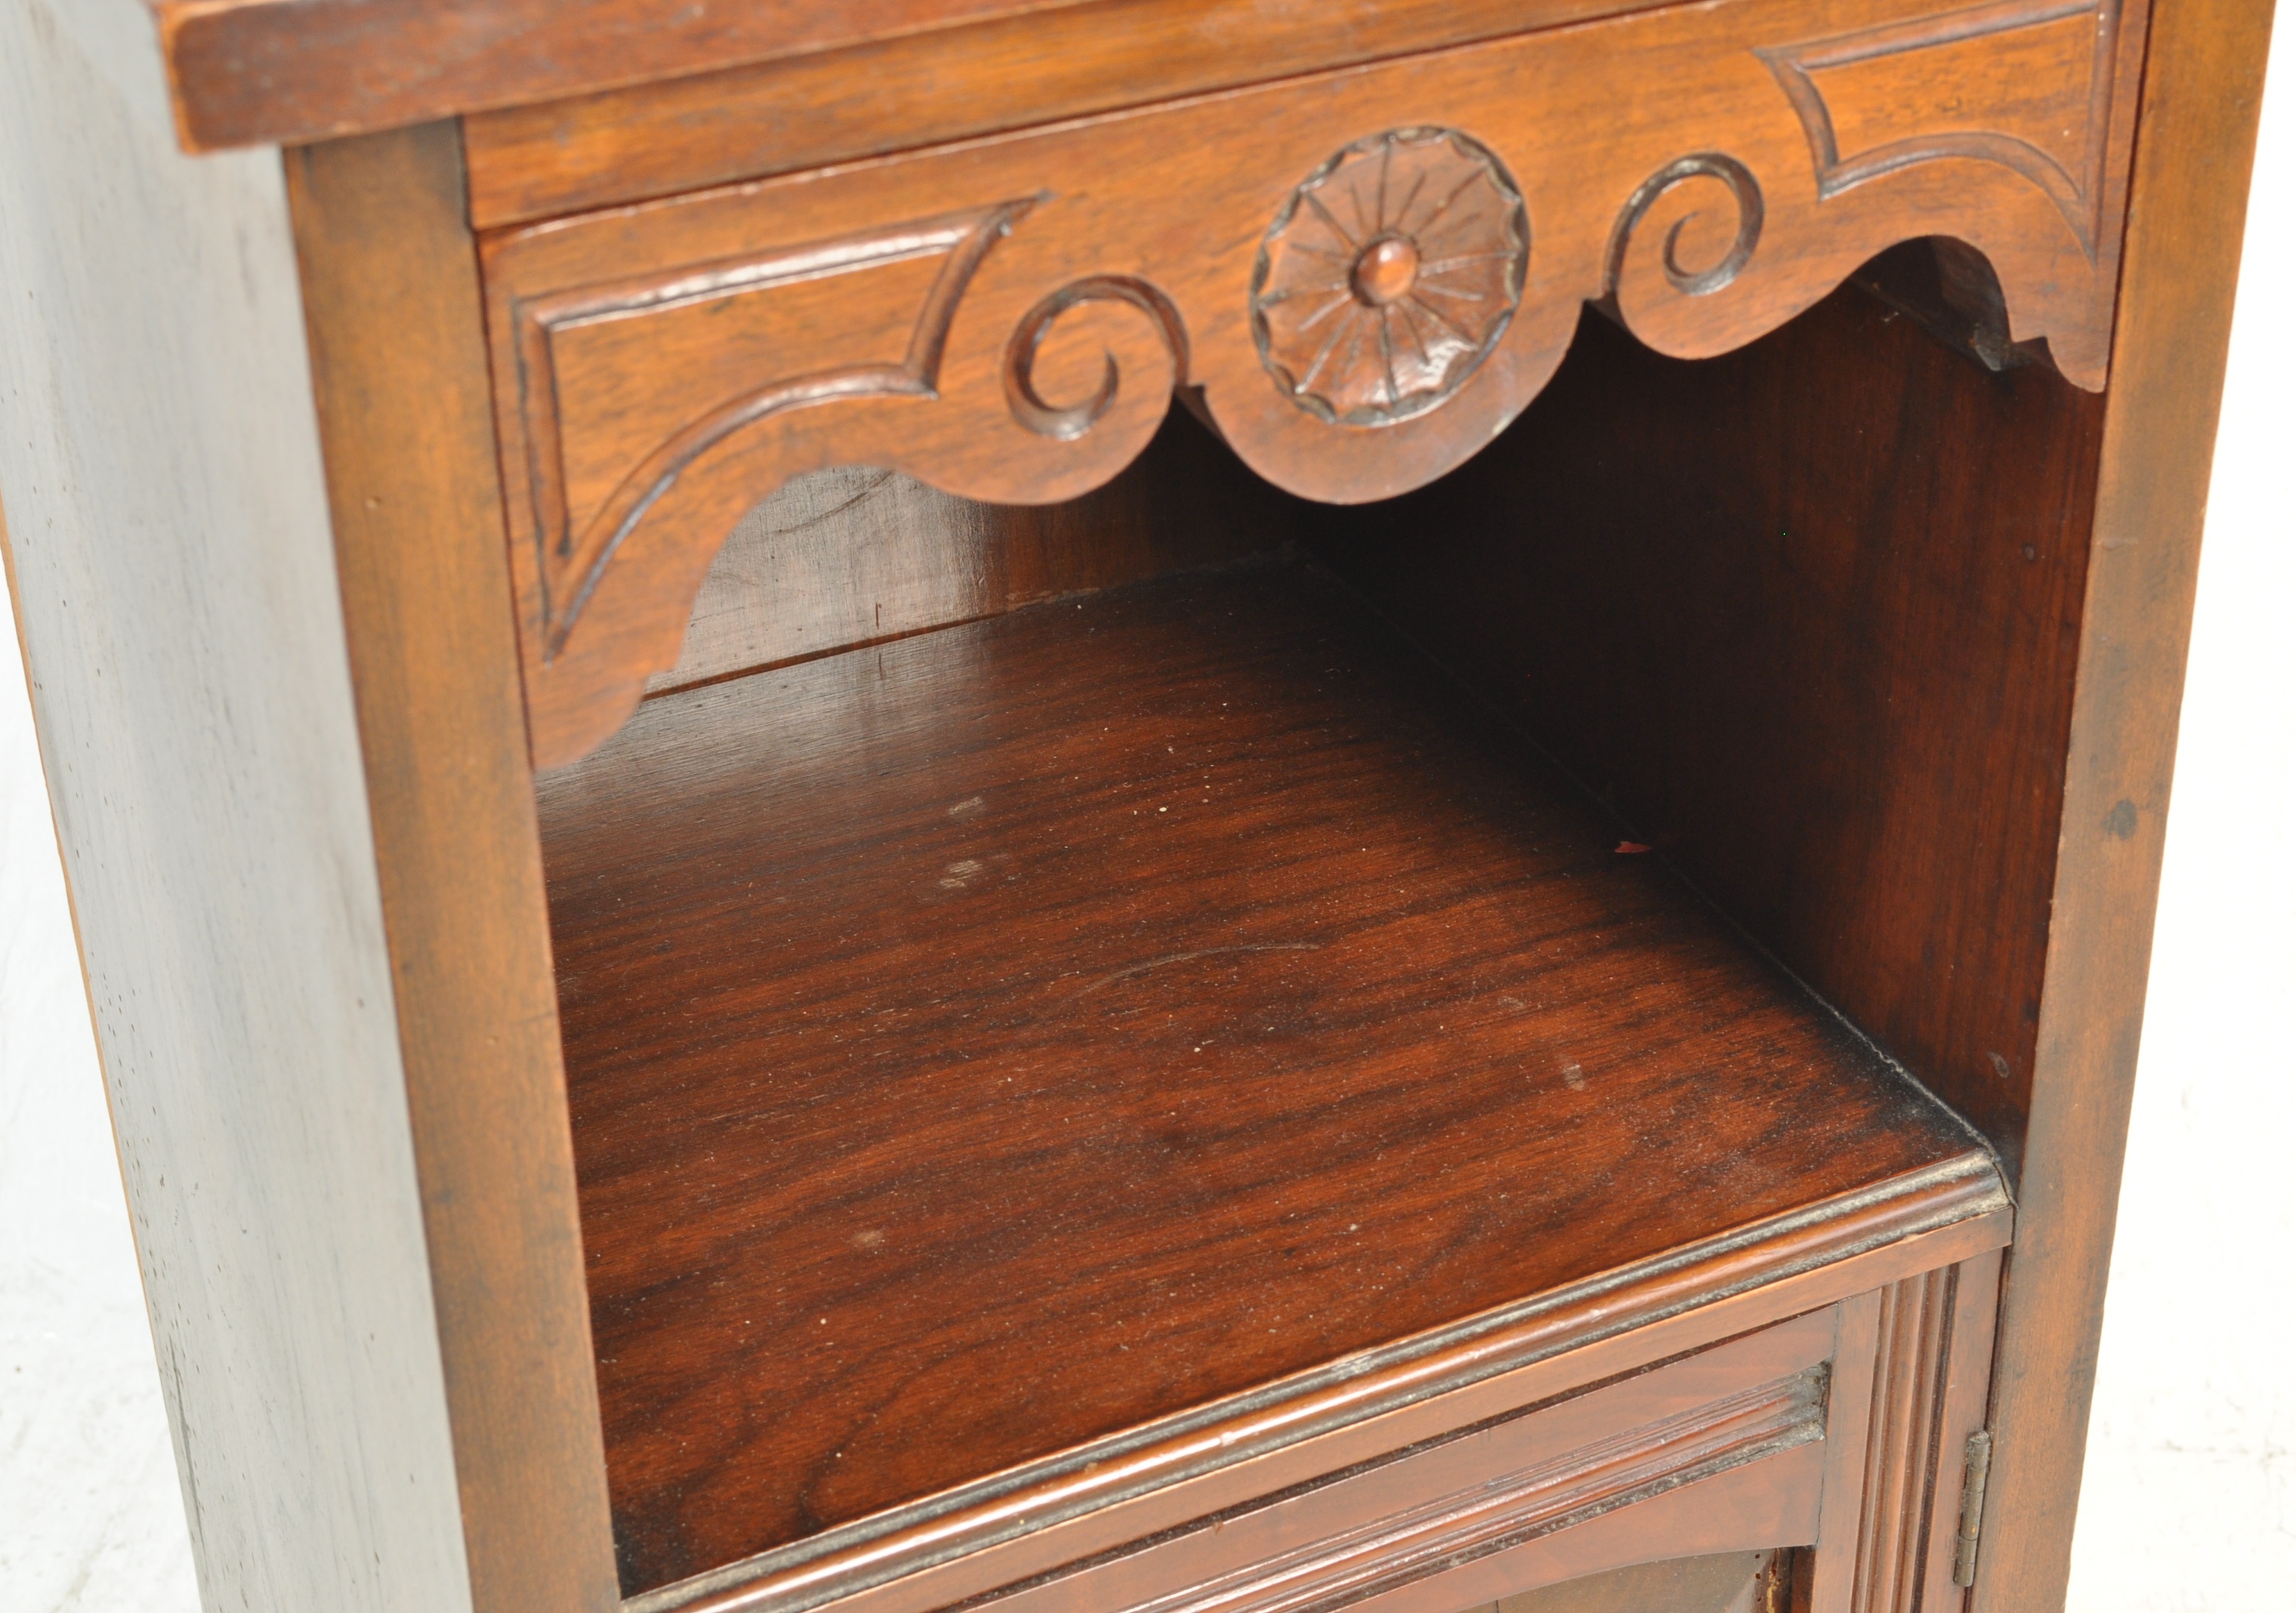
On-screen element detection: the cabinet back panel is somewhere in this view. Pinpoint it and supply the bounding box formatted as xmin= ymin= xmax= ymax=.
xmin=1313 ymin=288 xmax=2109 ymax=1177
xmin=644 ymin=406 xmax=1295 ymax=699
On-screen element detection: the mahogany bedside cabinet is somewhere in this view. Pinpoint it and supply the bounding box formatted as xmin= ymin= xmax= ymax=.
xmin=0 ymin=0 xmax=2270 ymax=1610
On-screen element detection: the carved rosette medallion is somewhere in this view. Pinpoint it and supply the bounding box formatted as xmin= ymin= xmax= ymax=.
xmin=1251 ymin=128 xmax=1530 ymax=427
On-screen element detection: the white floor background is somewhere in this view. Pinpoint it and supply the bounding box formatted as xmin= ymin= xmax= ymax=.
xmin=2 ymin=26 xmax=2290 ymax=1610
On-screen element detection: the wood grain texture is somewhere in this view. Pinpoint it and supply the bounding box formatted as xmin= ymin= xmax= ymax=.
xmin=1807 ymin=1291 xmax=1884 ymax=1613
xmin=478 ymin=0 xmax=2148 ymax=766
xmin=1850 ymin=237 xmax=2058 ymax=375
xmin=282 ymin=123 xmax=621 ymax=1613
xmin=537 ymin=560 xmax=2001 ymax=1596
xmin=1313 ymin=286 xmax=2106 ymax=1174
xmin=653 ymin=409 xmax=1292 ymax=695
xmin=1920 ymin=1249 xmax=2000 ymax=1604
xmin=154 ymin=0 xmax=1097 ymax=151
xmin=1847 ymin=1270 xmax=1953 ymax=1613
xmin=1975 ymin=0 xmax=2282 ymax=1605
xmin=651 ymin=1211 xmax=2008 ymax=1613
xmin=1335 ymin=1451 xmax=1822 ymax=1613
xmin=977 ymin=1315 xmax=1837 ymax=1613
xmin=0 ymin=7 xmax=471 ymax=1605
xmin=1807 ymin=1254 xmax=1998 ymax=1613
xmin=1841 ymin=1253 xmax=2001 ymax=1613
xmin=461 ymin=0 xmax=1689 ymax=229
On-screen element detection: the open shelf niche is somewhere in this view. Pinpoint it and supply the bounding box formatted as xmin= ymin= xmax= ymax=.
xmin=532 ymin=282 xmax=2040 ymax=1599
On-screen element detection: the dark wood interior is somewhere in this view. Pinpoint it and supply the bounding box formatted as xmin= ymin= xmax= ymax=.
xmin=1316 ymin=279 xmax=2106 ymax=1176
xmin=649 ymin=409 xmax=1298 ymax=697
xmin=14 ymin=0 xmax=2256 ymax=1606
xmin=520 ymin=258 xmax=2119 ymax=1598
xmin=538 ymin=533 xmax=1990 ymax=1590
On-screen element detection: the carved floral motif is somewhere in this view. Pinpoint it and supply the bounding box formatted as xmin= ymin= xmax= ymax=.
xmin=1250 ymin=129 xmax=1529 ymax=427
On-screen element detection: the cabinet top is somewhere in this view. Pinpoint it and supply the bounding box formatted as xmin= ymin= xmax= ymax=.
xmin=154 ymin=0 xmax=1097 ymax=151
xmin=153 ymin=0 xmax=1674 ymax=153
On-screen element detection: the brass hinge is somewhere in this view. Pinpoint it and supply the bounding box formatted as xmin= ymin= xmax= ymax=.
xmin=1952 ymin=1429 xmax=1995 ymax=1587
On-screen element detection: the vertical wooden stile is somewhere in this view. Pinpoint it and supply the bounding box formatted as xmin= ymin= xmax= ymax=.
xmin=0 ymin=13 xmax=478 ymax=1605
xmin=1977 ymin=0 xmax=2281 ymax=1606
xmin=284 ymin=122 xmax=623 ymax=1613
xmin=1978 ymin=0 xmax=2280 ymax=1606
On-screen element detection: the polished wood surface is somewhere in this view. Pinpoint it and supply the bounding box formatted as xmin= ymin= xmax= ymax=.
xmin=478 ymin=0 xmax=2146 ymax=766
xmin=1310 ymin=1239 xmax=1999 ymax=1613
xmin=643 ymin=1211 xmax=2007 ymax=1613
xmin=1314 ymin=285 xmax=2103 ymax=1173
xmin=537 ymin=559 xmax=1993 ymax=1594
xmin=156 ymin=0 xmax=1097 ymax=151
xmin=1921 ymin=1248 xmax=2001 ymax=1605
xmin=461 ymin=0 xmax=1682 ymax=228
xmin=11 ymin=0 xmax=2264 ymax=1608
xmin=284 ymin=125 xmax=622 ymax=1613
xmin=1978 ymin=0 xmax=2282 ymax=1604
xmin=977 ymin=1313 xmax=1837 ymax=1613
xmin=0 ymin=32 xmax=475 ymax=1608
xmin=721 ymin=1246 xmax=1994 ymax=1613
xmin=1847 ymin=1267 xmax=1961 ymax=1611
xmin=1807 ymin=1291 xmax=1884 ymax=1613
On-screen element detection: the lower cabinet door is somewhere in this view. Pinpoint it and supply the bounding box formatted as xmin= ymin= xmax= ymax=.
xmin=965 ymin=1250 xmax=2000 ymax=1613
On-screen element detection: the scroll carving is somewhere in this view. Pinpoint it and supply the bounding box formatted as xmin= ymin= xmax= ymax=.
xmin=481 ymin=0 xmax=2146 ymax=766
xmin=1005 ymin=276 xmax=1191 ymax=441
xmin=506 ymin=201 xmax=1032 ymax=655
xmin=1606 ymin=155 xmax=1766 ymax=299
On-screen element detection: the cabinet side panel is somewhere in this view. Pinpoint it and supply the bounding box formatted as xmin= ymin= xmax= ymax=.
xmin=1979 ymin=0 xmax=2280 ymax=1606
xmin=285 ymin=125 xmax=622 ymax=1613
xmin=0 ymin=4 xmax=472 ymax=1610
xmin=1312 ymin=288 xmax=2106 ymax=1170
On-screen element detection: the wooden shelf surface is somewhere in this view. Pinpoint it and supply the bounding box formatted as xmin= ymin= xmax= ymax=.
xmin=536 ymin=560 xmax=1989 ymax=1596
